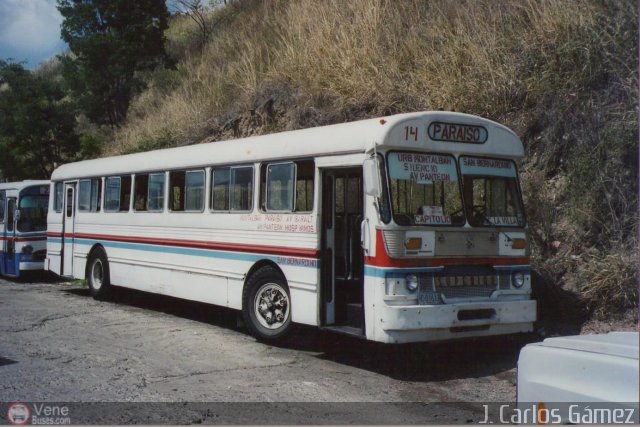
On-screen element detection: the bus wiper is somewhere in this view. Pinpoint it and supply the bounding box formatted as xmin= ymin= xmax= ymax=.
xmin=474 ymin=209 xmax=515 ymax=242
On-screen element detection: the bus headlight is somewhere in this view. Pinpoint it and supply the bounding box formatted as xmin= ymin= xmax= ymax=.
xmin=406 ymin=274 xmax=419 ymax=292
xmin=511 ymin=271 xmax=525 ymax=288
xmin=21 ymin=245 xmax=33 ymax=254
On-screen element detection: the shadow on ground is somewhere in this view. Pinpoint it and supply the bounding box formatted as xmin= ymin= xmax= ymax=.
xmin=61 ymin=283 xmax=539 ymax=383
xmin=3 ymin=270 xmax=65 ymax=284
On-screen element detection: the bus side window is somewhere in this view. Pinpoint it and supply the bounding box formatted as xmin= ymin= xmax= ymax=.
xmin=266 ymin=162 xmax=295 ymax=211
xmin=260 ymin=160 xmax=314 ymax=212
xmin=92 ymin=179 xmax=101 ymax=211
xmin=231 ymin=167 xmax=253 ymax=211
xmin=185 ymin=170 xmax=204 ymax=211
xmin=210 ymin=166 xmax=253 ymax=212
xmin=170 ymin=170 xmax=203 ymax=212
xmin=66 ymin=188 xmax=73 ymax=218
xmin=211 ymin=168 xmax=230 ymax=211
xmin=135 ymin=173 xmax=165 ymax=212
xmin=134 ymin=175 xmax=149 ymax=211
xmin=79 ymin=180 xmax=91 ymax=212
xmin=7 ymin=199 xmax=15 ymax=231
xmin=0 ymin=192 xmax=4 ymax=222
xmin=54 ymin=182 xmax=63 ymax=213
xmin=295 ymin=160 xmax=314 ymax=212
xmin=120 ymin=176 xmax=131 ymax=212
xmin=78 ymin=179 xmax=101 ymax=212
xmin=170 ymin=171 xmax=186 ymax=211
xmin=105 ymin=177 xmax=121 ymax=212
xmin=105 ymin=176 xmax=131 ymax=212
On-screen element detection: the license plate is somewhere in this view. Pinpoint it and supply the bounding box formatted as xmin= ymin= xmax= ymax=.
xmin=435 ymin=275 xmax=496 ymax=288
xmin=418 ymin=291 xmax=443 ymax=305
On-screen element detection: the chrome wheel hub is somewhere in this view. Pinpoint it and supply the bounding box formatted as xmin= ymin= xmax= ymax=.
xmin=91 ymin=259 xmax=103 ymax=290
xmin=254 ymin=283 xmax=289 ymax=330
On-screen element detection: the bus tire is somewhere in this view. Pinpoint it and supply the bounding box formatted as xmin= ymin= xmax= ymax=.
xmin=87 ymin=248 xmax=112 ymax=300
xmin=242 ymin=265 xmax=293 ymax=342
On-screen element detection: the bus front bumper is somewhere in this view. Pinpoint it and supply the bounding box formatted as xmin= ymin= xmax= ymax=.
xmin=19 ymin=261 xmax=45 ymax=271
xmin=378 ymin=299 xmax=536 ymax=343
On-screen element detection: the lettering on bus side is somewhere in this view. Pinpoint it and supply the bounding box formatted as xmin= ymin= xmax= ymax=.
xmin=428 ymin=122 xmax=488 ymax=144
xmin=276 ymin=256 xmax=318 ymax=268
xmin=242 ymin=213 xmax=316 ymax=233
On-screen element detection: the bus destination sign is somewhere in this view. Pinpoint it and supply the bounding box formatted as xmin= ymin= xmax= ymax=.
xmin=428 ymin=122 xmax=488 ymax=144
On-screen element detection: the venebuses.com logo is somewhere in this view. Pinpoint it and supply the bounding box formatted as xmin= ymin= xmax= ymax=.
xmin=6 ymin=403 xmax=30 ymax=425
xmin=6 ymin=403 xmax=71 ymax=425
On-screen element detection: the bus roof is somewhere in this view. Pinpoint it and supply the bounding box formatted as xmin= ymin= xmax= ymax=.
xmin=0 ymin=180 xmax=50 ymax=192
xmin=51 ymin=111 xmax=523 ymax=180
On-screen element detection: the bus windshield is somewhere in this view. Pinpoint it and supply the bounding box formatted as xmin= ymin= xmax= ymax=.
xmin=387 ymin=152 xmax=464 ymax=226
xmin=18 ymin=187 xmax=49 ymax=232
xmin=459 ymin=156 xmax=525 ymax=227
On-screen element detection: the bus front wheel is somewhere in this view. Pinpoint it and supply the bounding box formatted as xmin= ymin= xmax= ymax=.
xmin=87 ymin=248 xmax=112 ymax=300
xmin=242 ymin=265 xmax=293 ymax=342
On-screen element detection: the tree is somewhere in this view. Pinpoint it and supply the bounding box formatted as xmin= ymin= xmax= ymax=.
xmin=171 ymin=0 xmax=233 ymax=54
xmin=58 ymin=0 xmax=170 ymax=126
xmin=172 ymin=0 xmax=212 ymax=53
xmin=0 ymin=60 xmax=82 ymax=180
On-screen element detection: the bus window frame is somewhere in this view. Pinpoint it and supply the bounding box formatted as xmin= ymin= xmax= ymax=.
xmin=265 ymin=161 xmax=297 ymax=213
xmin=377 ymin=153 xmax=392 ymax=224
xmin=167 ymin=168 xmax=208 ymax=213
xmin=385 ymin=150 xmax=466 ymax=227
xmin=458 ymin=155 xmax=527 ymax=228
xmin=184 ymin=169 xmax=205 ymax=213
xmin=104 ymin=175 xmax=132 ymax=213
xmin=78 ymin=178 xmax=102 ymax=213
xmin=293 ymin=159 xmax=315 ymax=213
xmin=210 ymin=165 xmax=254 ymax=213
xmin=53 ymin=182 xmax=63 ymax=213
xmin=17 ymin=185 xmax=51 ymax=232
xmin=147 ymin=172 xmax=166 ymax=212
xmin=0 ymin=191 xmax=4 ymax=223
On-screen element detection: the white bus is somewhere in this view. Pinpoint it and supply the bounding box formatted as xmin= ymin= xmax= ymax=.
xmin=46 ymin=111 xmax=535 ymax=343
xmin=1 ymin=180 xmax=50 ymax=278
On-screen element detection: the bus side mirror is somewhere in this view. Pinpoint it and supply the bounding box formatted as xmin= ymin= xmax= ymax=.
xmin=14 ymin=209 xmax=20 ymax=222
xmin=363 ymin=158 xmax=381 ymax=197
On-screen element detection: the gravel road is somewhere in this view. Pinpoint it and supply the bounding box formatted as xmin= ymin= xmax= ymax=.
xmin=0 ymin=275 xmax=531 ymax=424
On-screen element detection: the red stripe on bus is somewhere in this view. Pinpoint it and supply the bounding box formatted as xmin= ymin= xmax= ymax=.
xmin=0 ymin=236 xmax=46 ymax=242
xmin=16 ymin=237 xmax=47 ymax=242
xmin=49 ymin=232 xmax=320 ymax=259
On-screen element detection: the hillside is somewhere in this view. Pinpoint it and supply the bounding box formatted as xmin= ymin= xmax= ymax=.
xmin=114 ymin=0 xmax=638 ymax=333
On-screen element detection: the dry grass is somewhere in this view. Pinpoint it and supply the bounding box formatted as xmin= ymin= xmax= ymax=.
xmin=111 ymin=0 xmax=638 ymax=322
xmin=117 ymin=0 xmax=636 ymax=151
xmin=575 ymin=248 xmax=639 ymax=319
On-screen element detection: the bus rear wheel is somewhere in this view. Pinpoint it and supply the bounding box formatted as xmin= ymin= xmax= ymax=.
xmin=87 ymin=248 xmax=112 ymax=300
xmin=242 ymin=266 xmax=293 ymax=342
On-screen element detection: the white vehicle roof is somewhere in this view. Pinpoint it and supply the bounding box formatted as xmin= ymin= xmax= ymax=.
xmin=517 ymin=332 xmax=639 ymax=404
xmin=50 ymin=111 xmax=523 ymax=181
xmin=531 ymin=331 xmax=639 ymax=360
xmin=0 ymin=180 xmax=50 ymax=192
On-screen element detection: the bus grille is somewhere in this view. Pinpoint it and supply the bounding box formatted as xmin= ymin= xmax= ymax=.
xmin=418 ymin=265 xmax=509 ymax=302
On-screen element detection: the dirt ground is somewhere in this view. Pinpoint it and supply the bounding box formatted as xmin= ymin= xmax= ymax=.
xmin=0 ymin=275 xmax=538 ymax=424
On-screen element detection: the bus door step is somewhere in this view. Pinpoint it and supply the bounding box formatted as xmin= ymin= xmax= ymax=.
xmin=321 ymin=325 xmax=365 ymax=339
xmin=346 ymin=302 xmax=363 ymax=328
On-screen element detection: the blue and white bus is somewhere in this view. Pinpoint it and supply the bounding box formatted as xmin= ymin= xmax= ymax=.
xmin=0 ymin=180 xmax=50 ymax=278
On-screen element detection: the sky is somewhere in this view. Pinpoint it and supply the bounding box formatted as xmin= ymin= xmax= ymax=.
xmin=0 ymin=0 xmax=68 ymax=69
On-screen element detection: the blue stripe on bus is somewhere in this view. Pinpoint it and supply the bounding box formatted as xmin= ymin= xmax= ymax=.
xmin=364 ymin=265 xmax=447 ymax=278
xmin=49 ymin=237 xmax=320 ymax=269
